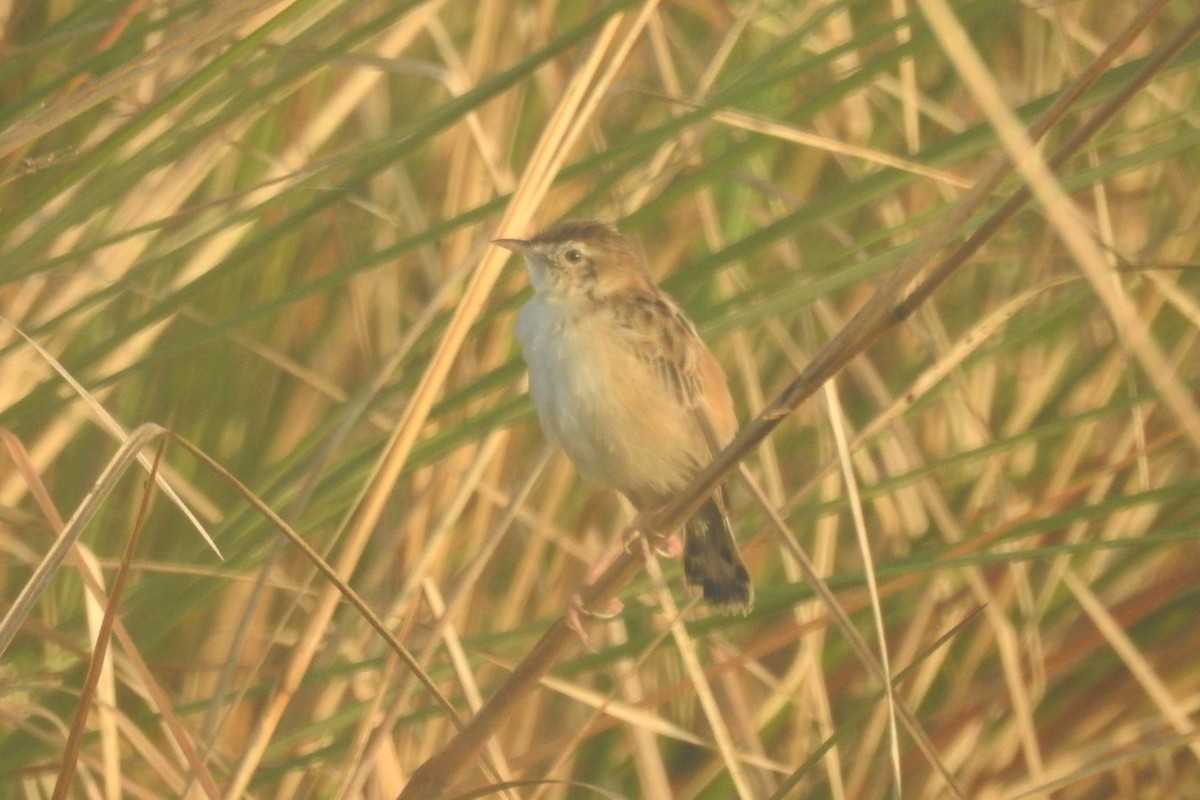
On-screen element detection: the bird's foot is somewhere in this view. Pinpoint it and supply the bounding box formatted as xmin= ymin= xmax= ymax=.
xmin=567 ymin=592 xmax=625 ymax=650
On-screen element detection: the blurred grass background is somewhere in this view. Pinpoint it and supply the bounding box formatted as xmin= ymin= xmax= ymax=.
xmin=1 ymin=0 xmax=1199 ymax=798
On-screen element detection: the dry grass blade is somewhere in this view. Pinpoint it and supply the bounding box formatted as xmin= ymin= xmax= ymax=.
xmin=1061 ymin=570 xmax=1200 ymax=761
xmin=449 ymin=778 xmax=626 ymax=800
xmin=0 ymin=316 xmax=218 ymax=556
xmin=52 ymin=438 xmax=164 ymax=800
xmin=737 ymin=464 xmax=965 ymax=798
xmin=639 ymin=541 xmax=756 ymax=798
xmin=823 ymin=384 xmax=902 ymax=796
xmin=710 ymin=107 xmax=971 ymax=189
xmin=421 ymin=579 xmax=517 ymax=797
xmin=164 ymin=434 xmax=468 ymax=728
xmin=766 ymin=605 xmax=988 ymax=800
xmin=1006 ymin=731 xmax=1200 ymax=799
xmin=0 ymin=422 xmax=167 ymax=657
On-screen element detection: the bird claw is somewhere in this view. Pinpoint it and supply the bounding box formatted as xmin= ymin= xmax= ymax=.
xmin=654 ymin=532 xmax=683 ymax=559
xmin=567 ymin=593 xmax=625 ymax=650
xmin=622 ymin=529 xmax=681 ymax=559
xmin=621 ymin=529 xmax=641 ymax=553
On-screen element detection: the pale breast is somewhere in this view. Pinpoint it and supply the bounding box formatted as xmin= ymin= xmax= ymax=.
xmin=516 ymin=296 xmax=707 ymax=499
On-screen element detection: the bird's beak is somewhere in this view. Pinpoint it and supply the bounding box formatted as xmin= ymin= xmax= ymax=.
xmin=492 ymin=238 xmax=531 ymax=254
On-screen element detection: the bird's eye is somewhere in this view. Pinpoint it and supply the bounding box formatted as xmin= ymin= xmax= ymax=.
xmin=563 ymin=249 xmax=583 ymax=264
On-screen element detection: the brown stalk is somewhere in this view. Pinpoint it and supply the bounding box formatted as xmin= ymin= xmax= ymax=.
xmin=53 ymin=439 xmax=165 ymax=800
xmin=399 ymin=3 xmax=1194 ymax=797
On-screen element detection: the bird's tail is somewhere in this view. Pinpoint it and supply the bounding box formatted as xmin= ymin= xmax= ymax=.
xmin=683 ymin=492 xmax=752 ymax=612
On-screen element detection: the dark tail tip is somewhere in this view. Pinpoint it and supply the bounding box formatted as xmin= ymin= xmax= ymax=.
xmin=683 ymin=498 xmax=753 ymax=613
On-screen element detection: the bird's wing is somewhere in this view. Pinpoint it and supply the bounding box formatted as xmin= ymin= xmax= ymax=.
xmin=616 ymin=292 xmax=706 ymax=408
xmin=613 ymin=291 xmax=737 ymax=448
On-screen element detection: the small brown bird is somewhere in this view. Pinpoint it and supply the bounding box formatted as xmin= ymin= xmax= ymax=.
xmin=496 ymin=220 xmax=752 ymax=612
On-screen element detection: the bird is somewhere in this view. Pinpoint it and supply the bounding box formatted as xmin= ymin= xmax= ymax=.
xmin=495 ymin=219 xmax=752 ymax=612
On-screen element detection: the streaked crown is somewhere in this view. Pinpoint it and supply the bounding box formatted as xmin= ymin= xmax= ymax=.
xmin=495 ymin=219 xmax=650 ymax=298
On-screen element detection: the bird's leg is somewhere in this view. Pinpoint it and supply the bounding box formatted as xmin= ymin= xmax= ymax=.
xmin=566 ymin=501 xmax=681 ymax=644
xmin=619 ymin=501 xmax=682 ymax=558
xmin=575 ymin=547 xmax=625 ymax=617
xmin=566 ymin=540 xmax=627 ymax=647
xmin=620 ymin=505 xmax=682 ymax=558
